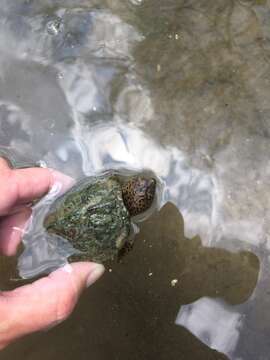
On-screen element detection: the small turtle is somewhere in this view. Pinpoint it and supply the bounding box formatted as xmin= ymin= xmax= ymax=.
xmin=44 ymin=173 xmax=156 ymax=262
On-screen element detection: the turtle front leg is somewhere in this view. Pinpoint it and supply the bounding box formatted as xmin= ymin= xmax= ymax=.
xmin=117 ymin=237 xmax=135 ymax=262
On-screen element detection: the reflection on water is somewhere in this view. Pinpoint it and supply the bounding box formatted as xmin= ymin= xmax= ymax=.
xmin=177 ymin=298 xmax=243 ymax=357
xmin=0 ymin=0 xmax=270 ymax=358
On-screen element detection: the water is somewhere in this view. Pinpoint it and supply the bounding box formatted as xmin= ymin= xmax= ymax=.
xmin=0 ymin=0 xmax=270 ymax=358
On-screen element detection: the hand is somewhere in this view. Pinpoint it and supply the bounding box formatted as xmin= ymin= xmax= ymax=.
xmin=0 ymin=158 xmax=105 ymax=349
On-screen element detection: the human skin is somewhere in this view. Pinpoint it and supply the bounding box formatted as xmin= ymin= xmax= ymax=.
xmin=0 ymin=158 xmax=105 ymax=349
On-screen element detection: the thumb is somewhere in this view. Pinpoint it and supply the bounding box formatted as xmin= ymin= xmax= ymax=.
xmin=0 ymin=262 xmax=105 ymax=349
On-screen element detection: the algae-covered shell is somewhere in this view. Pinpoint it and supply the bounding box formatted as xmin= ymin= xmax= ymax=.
xmin=44 ymin=175 xmax=131 ymax=262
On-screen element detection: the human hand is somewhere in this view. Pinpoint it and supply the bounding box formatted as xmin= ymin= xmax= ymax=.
xmin=0 ymin=158 xmax=105 ymax=349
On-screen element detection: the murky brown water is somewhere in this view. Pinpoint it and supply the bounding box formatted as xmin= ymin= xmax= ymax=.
xmin=1 ymin=0 xmax=270 ymax=359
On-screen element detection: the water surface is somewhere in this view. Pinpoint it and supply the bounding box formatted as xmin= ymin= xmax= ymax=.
xmin=1 ymin=1 xmax=270 ymax=359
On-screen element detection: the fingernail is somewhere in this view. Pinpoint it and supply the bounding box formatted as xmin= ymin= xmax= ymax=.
xmin=86 ymin=264 xmax=105 ymax=288
xmin=49 ymin=170 xmax=75 ymax=194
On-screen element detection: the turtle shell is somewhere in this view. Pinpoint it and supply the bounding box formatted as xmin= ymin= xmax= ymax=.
xmin=44 ymin=175 xmax=131 ymax=262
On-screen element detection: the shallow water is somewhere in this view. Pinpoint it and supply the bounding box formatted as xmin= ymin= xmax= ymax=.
xmin=0 ymin=0 xmax=270 ymax=359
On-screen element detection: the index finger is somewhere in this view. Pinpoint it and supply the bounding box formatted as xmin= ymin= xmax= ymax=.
xmin=0 ymin=158 xmax=73 ymax=215
xmin=13 ymin=167 xmax=66 ymax=203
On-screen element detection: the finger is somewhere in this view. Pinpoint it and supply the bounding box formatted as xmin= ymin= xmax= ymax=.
xmin=0 ymin=262 xmax=105 ymax=349
xmin=12 ymin=168 xmax=74 ymax=204
xmin=0 ymin=167 xmax=74 ymax=216
xmin=0 ymin=208 xmax=32 ymax=256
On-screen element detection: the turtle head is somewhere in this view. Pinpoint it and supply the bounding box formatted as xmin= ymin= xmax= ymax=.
xmin=122 ymin=176 xmax=156 ymax=217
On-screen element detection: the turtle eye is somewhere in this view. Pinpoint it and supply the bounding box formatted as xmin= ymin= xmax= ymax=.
xmin=135 ymin=179 xmax=147 ymax=195
xmin=137 ymin=185 xmax=146 ymax=195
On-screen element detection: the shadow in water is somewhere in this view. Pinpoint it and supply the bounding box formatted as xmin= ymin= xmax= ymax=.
xmin=1 ymin=203 xmax=259 ymax=360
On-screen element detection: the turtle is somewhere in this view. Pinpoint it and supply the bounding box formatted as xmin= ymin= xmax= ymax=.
xmin=44 ymin=173 xmax=156 ymax=262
